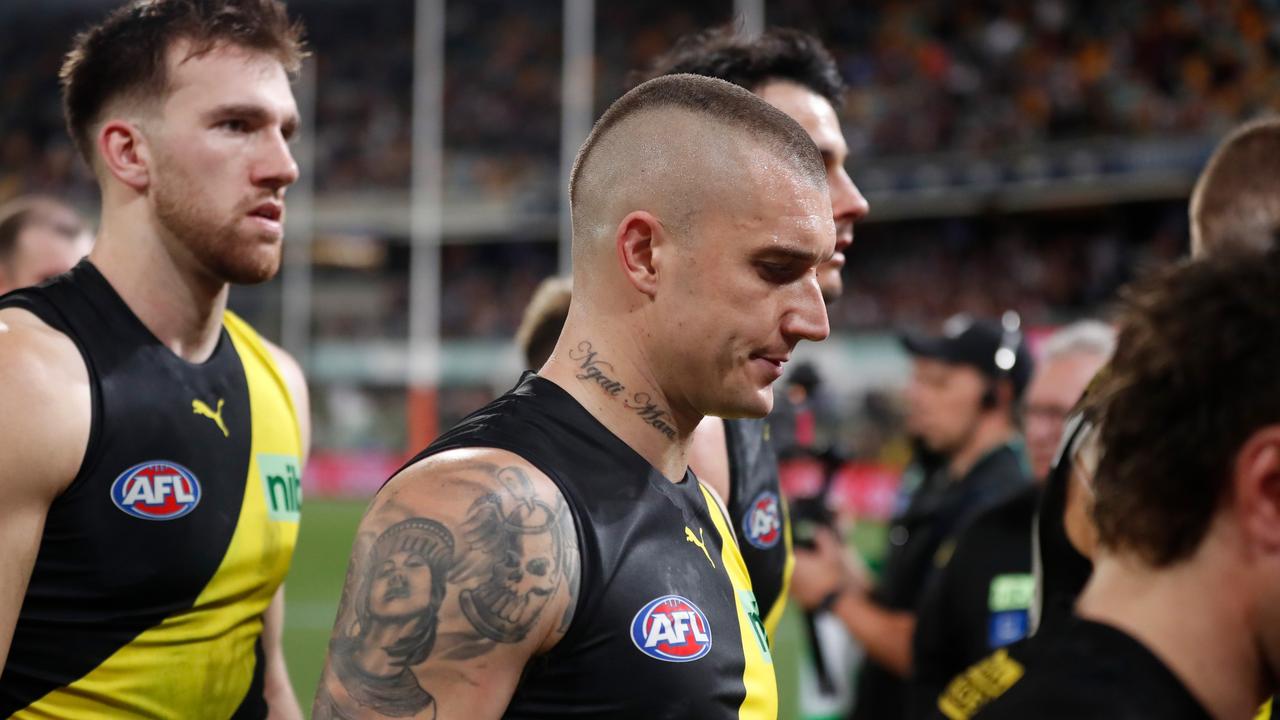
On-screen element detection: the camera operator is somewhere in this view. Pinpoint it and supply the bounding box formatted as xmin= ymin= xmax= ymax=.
xmin=791 ymin=313 xmax=1033 ymax=720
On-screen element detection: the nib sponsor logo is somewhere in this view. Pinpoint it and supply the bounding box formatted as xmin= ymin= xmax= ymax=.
xmin=631 ymin=595 xmax=712 ymax=662
xmin=110 ymin=461 xmax=202 ymax=521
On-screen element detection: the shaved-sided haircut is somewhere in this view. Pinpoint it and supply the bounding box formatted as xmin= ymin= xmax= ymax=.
xmin=568 ymin=73 xmax=827 ymax=263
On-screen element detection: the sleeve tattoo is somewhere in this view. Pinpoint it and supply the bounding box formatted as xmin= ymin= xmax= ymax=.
xmin=322 ymin=463 xmax=579 ymax=718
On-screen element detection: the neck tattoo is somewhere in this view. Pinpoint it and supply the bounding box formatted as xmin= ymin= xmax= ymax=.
xmin=568 ymin=340 xmax=625 ymax=396
xmin=567 ymin=340 xmax=678 ymax=441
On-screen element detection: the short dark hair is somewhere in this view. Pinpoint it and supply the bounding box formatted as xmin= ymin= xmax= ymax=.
xmin=633 ymin=26 xmax=844 ymax=107
xmin=1190 ymin=118 xmax=1280 ymax=257
xmin=569 ymin=73 xmax=827 ymax=210
xmin=60 ymin=0 xmax=307 ymax=165
xmin=1087 ymin=248 xmax=1280 ymax=567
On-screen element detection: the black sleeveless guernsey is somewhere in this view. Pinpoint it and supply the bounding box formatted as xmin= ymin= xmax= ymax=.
xmin=405 ymin=374 xmax=777 ymax=719
xmin=0 ymin=261 xmax=303 ymax=718
xmin=723 ymin=418 xmax=792 ymax=640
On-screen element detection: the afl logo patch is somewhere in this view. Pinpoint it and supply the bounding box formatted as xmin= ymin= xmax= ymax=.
xmin=110 ymin=461 xmax=202 ymax=521
xmin=742 ymin=490 xmax=782 ymax=549
xmin=631 ymin=595 xmax=712 ymax=662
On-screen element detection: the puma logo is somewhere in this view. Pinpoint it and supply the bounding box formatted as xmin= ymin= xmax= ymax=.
xmin=192 ymin=398 xmax=228 ymax=438
xmin=685 ymin=526 xmax=715 ymax=568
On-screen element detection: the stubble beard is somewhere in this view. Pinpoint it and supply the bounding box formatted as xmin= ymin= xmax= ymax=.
xmin=152 ymin=166 xmax=282 ymax=286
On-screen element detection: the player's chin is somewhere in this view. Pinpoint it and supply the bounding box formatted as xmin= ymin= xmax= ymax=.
xmin=220 ymin=242 xmax=282 ymax=285
xmin=713 ymin=386 xmax=773 ymax=420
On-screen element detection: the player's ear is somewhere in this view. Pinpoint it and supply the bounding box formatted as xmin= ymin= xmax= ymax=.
xmin=615 ymin=210 xmax=663 ymax=298
xmin=1234 ymin=425 xmax=1280 ymax=553
xmin=98 ymin=119 xmax=151 ymax=192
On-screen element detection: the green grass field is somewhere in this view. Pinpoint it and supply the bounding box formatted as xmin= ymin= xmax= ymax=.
xmin=282 ymin=499 xmax=366 ymax=713
xmin=284 ymin=499 xmax=815 ymax=718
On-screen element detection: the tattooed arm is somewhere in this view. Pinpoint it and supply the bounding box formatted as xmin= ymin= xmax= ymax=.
xmin=313 ymin=448 xmax=581 ymax=720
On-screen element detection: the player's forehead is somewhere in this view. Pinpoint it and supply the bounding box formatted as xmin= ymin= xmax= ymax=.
xmin=719 ymin=163 xmax=834 ymax=259
xmin=162 ymin=39 xmax=297 ymax=116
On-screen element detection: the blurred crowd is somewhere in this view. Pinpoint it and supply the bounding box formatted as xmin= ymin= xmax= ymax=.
xmin=307 ymin=199 xmax=1183 ymax=343
xmin=4 ymin=1 xmax=1277 ymax=204
xmin=0 ymin=0 xmax=1264 ymax=486
xmin=777 ymin=0 xmax=1280 ymax=159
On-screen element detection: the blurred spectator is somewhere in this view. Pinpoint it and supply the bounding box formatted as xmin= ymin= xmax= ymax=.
xmin=514 ymin=274 xmax=570 ymax=369
xmin=772 ymin=0 xmax=1280 ymax=159
xmin=0 ymin=195 xmax=92 ymax=295
xmin=308 ymin=201 xmax=1185 ymax=348
xmin=439 ymin=241 xmax=556 ymax=338
xmin=5 ymin=2 xmax=1277 ymax=201
xmin=771 ymin=361 xmax=841 ymax=454
xmin=835 ymin=201 xmax=1186 ymax=331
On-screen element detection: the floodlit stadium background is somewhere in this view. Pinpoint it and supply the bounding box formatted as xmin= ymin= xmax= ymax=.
xmin=4 ymin=0 xmax=1277 ymax=715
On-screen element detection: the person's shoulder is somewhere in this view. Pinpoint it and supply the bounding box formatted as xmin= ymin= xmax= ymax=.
xmin=938 ymin=485 xmax=1036 ymax=581
xmin=933 ymin=633 xmax=1098 ymax=720
xmin=319 ymin=447 xmax=583 ymax=716
xmin=964 ymin=445 xmax=1032 ymax=507
xmin=0 ymin=307 xmax=88 ymax=409
xmin=936 ymin=617 xmax=1197 ymax=720
xmin=259 ymin=337 xmax=309 ymax=417
xmin=373 ymin=446 xmax=581 ymax=647
xmin=390 ymin=447 xmax=572 ymax=525
xmin=965 ymin=484 xmax=1039 ymax=538
xmin=0 ymin=307 xmax=91 ymax=494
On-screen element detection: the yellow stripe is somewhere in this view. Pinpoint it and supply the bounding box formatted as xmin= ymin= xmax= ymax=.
xmin=224 ymin=311 xmax=304 ymax=459
xmin=1255 ymin=698 xmax=1273 ymax=720
xmin=20 ymin=313 xmax=301 ymax=718
xmin=698 ymin=484 xmax=778 ymax=720
xmin=762 ymin=494 xmax=794 ymax=642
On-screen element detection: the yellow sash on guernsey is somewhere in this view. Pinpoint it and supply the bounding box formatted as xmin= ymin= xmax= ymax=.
xmin=699 ymin=484 xmax=780 ymax=720
xmin=19 ymin=311 xmax=302 ymax=719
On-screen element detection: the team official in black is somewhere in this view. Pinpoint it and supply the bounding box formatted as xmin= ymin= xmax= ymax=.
xmin=909 ymin=321 xmax=1113 ymax=716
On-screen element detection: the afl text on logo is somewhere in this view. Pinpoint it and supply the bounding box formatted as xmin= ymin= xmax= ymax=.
xmin=631 ymin=595 xmax=712 ymax=662
xmin=742 ymin=490 xmax=782 ymax=550
xmin=110 ymin=461 xmax=202 ymax=520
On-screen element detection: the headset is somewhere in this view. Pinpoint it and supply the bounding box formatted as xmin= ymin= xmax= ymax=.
xmin=982 ymin=309 xmax=1022 ymax=410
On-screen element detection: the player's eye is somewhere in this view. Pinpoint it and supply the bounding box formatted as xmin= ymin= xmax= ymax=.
xmin=756 ymin=261 xmax=801 ymax=284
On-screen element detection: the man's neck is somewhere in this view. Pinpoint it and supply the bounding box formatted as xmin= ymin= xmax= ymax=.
xmin=1078 ymin=551 xmax=1264 ymax=720
xmin=539 ymin=327 xmax=697 ymax=482
xmin=947 ymin=416 xmax=1013 ymax=480
xmin=90 ymin=213 xmax=227 ymax=363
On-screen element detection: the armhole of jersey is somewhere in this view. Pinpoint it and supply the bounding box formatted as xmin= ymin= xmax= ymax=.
xmin=221 ymin=310 xmax=303 ymax=457
xmin=3 ymin=298 xmax=104 ymax=500
xmin=393 ymin=440 xmax=596 ymax=653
